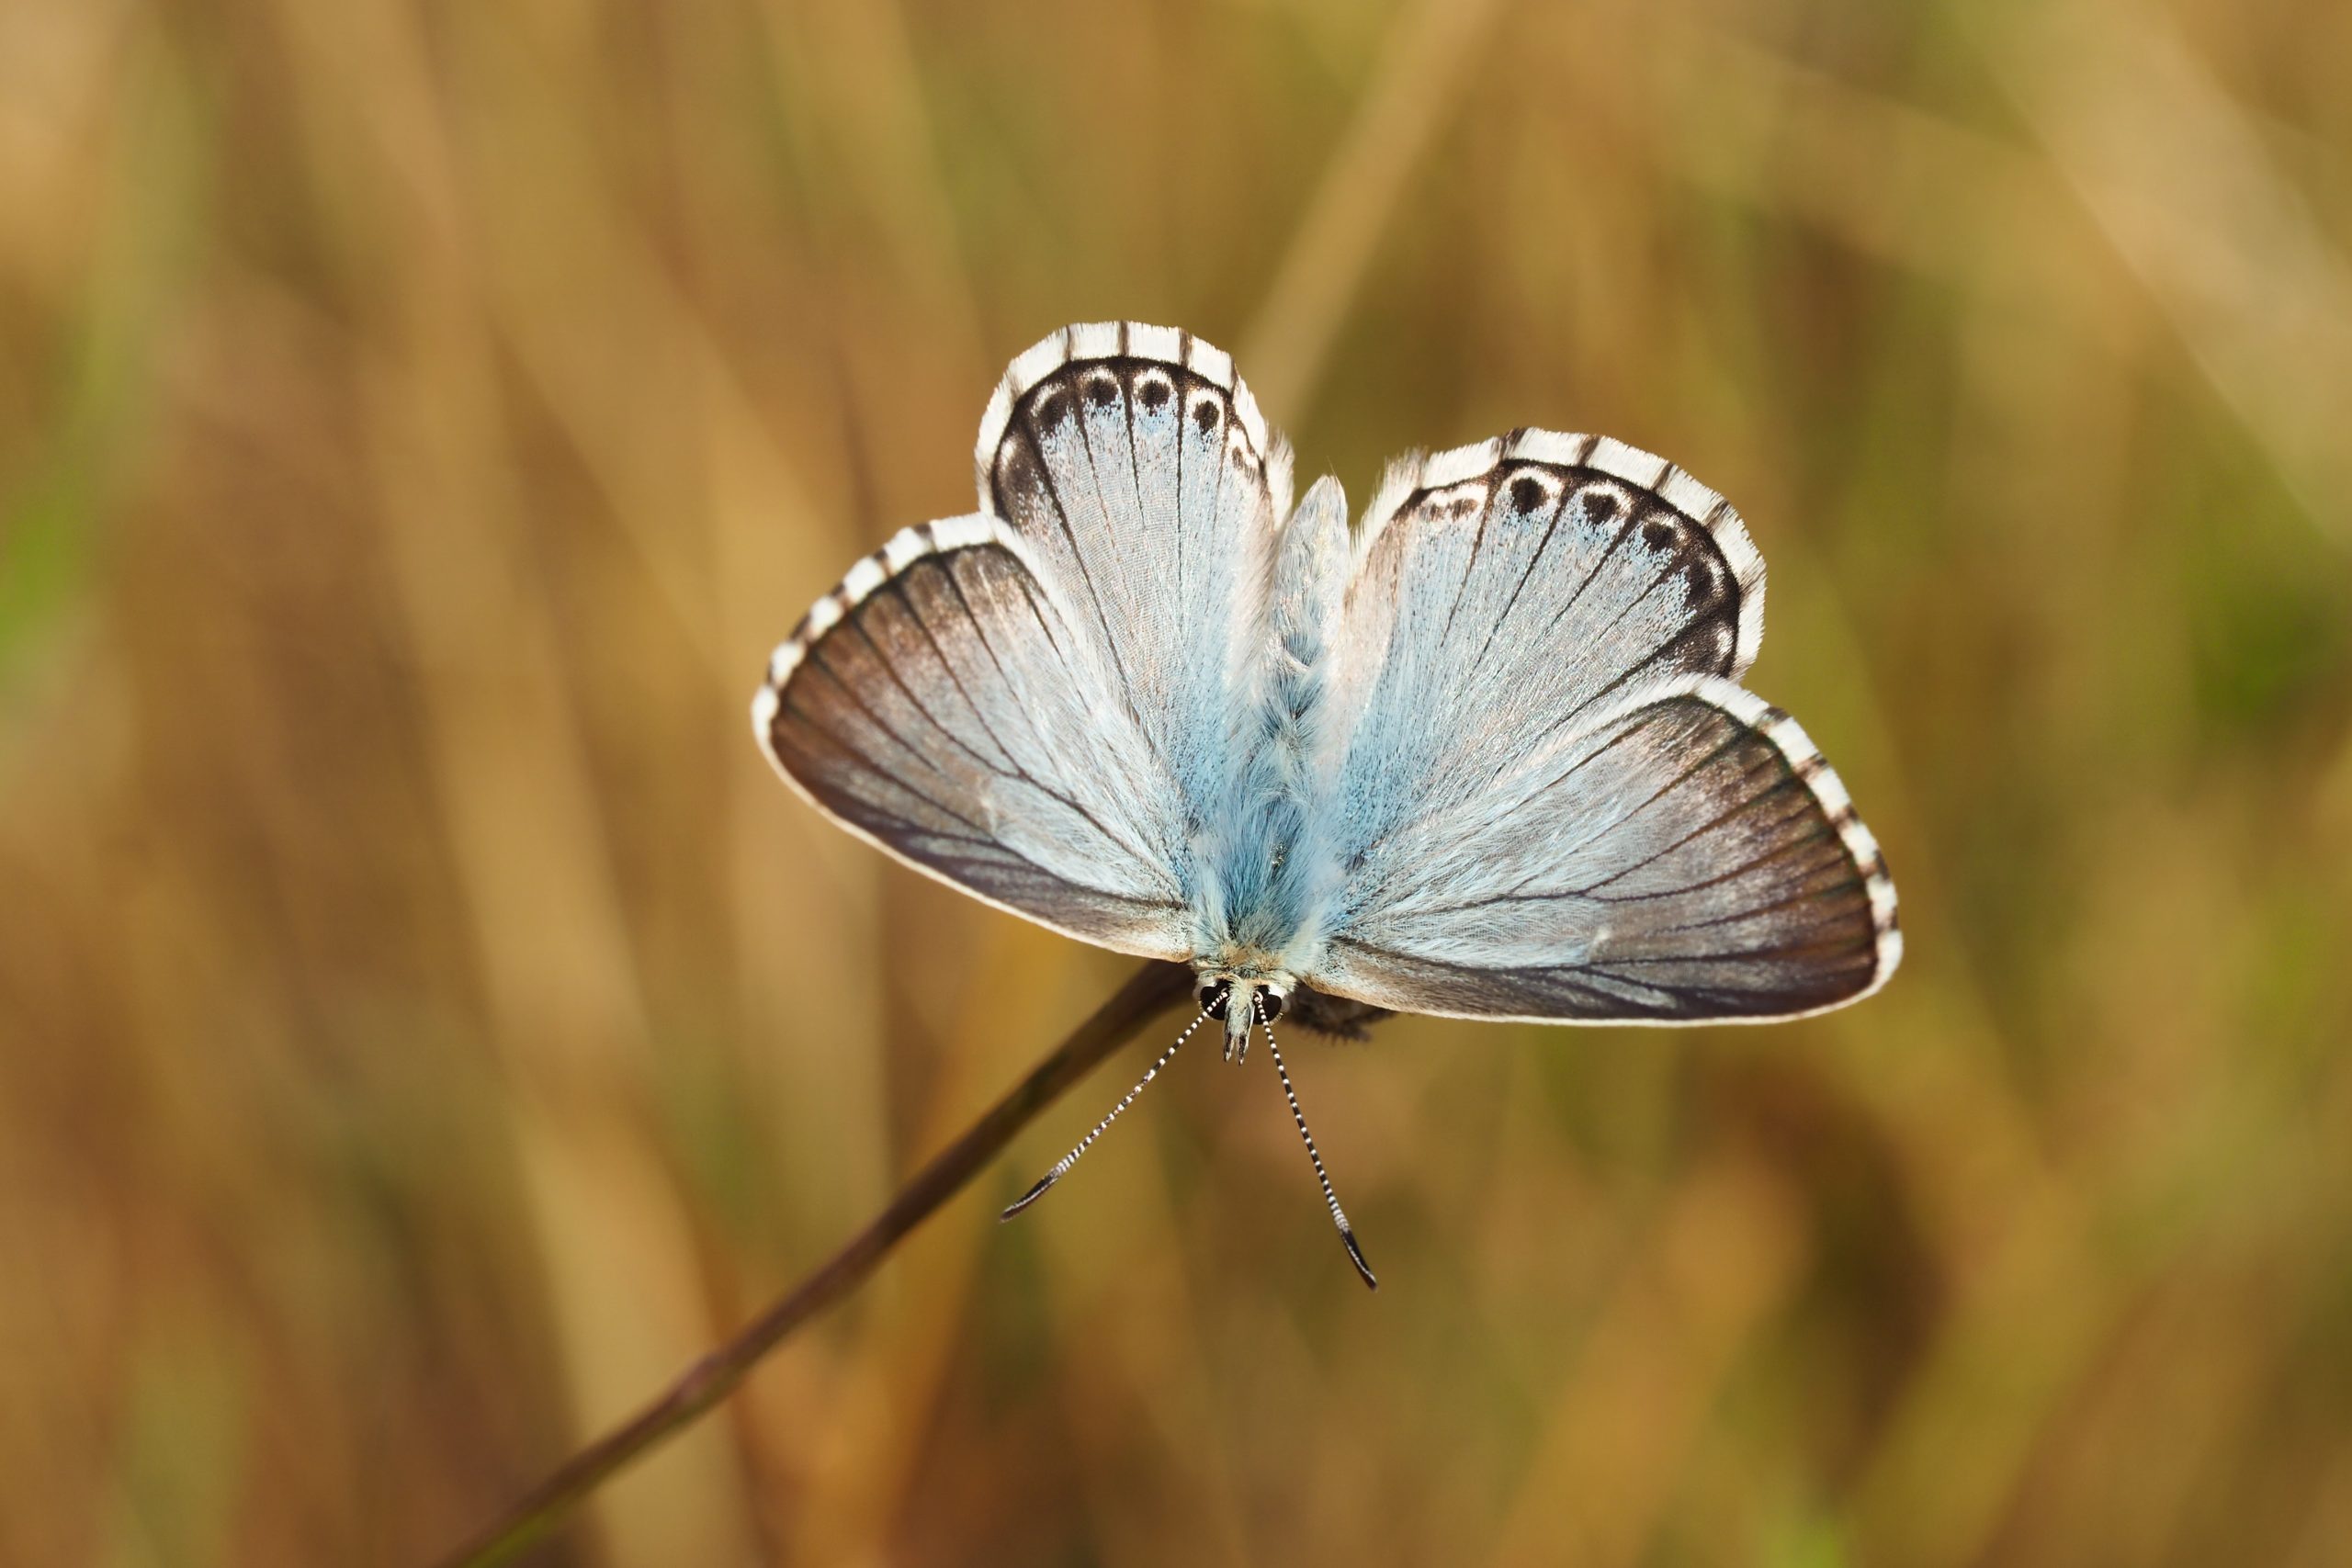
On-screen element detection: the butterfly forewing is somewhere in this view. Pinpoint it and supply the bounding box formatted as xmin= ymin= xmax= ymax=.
xmin=1309 ymin=674 xmax=1898 ymax=1021
xmin=754 ymin=517 xmax=1193 ymax=959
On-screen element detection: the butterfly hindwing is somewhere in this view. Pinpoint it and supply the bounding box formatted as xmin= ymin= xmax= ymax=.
xmin=754 ymin=516 xmax=1193 ymax=959
xmin=975 ymin=322 xmax=1290 ymax=821
xmin=1317 ymin=431 xmax=1765 ymax=834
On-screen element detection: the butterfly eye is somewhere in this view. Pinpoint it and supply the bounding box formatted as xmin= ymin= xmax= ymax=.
xmin=1259 ymin=988 xmax=1287 ymax=1024
xmin=1195 ymin=979 xmax=1231 ymax=1019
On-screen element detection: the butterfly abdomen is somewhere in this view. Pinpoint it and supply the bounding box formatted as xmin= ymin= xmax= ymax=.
xmin=1197 ymin=477 xmax=1352 ymax=964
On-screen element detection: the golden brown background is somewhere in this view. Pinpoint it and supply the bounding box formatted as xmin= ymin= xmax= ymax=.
xmin=6 ymin=1 xmax=2352 ymax=1563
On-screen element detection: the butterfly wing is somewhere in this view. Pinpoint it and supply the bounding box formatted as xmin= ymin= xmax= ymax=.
xmin=755 ymin=324 xmax=1289 ymax=959
xmin=753 ymin=517 xmax=1193 ymax=959
xmin=1305 ymin=433 xmax=1898 ymax=1021
xmin=975 ymin=322 xmax=1290 ymax=820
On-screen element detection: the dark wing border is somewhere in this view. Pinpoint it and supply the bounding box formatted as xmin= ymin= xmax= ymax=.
xmin=971 ymin=320 xmax=1285 ymax=513
xmin=1355 ymin=429 xmax=1768 ymax=679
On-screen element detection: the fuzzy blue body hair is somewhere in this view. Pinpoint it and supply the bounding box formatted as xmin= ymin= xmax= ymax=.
xmin=1195 ymin=475 xmax=1351 ymax=974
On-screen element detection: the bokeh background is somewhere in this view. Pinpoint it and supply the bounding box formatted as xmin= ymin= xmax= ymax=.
xmin=6 ymin=0 xmax=2352 ymax=1563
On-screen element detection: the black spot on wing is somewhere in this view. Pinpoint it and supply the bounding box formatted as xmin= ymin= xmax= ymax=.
xmin=1682 ymin=553 xmax=1728 ymax=613
xmin=1028 ymin=384 xmax=1072 ymax=433
xmin=998 ymin=429 xmax=1046 ymax=498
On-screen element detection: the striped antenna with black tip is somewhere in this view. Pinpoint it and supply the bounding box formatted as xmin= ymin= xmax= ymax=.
xmin=1001 ymin=1006 xmax=1212 ymax=1220
xmin=1257 ymin=993 xmax=1377 ymax=1290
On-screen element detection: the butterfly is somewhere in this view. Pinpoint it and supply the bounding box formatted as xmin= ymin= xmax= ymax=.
xmin=752 ymin=322 xmax=1899 ymax=1287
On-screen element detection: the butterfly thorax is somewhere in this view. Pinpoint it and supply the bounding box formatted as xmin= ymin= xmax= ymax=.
xmin=1193 ymin=942 xmax=1295 ymax=987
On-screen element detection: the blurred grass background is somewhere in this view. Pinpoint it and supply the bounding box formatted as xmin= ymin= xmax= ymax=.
xmin=5 ymin=0 xmax=2352 ymax=1563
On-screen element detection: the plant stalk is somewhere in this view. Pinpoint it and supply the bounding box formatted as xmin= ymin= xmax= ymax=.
xmin=433 ymin=958 xmax=1193 ymax=1568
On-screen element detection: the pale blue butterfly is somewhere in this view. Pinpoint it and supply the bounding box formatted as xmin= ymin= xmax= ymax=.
xmin=752 ymin=323 xmax=1901 ymax=1287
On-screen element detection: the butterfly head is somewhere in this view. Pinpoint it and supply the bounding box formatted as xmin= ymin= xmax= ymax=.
xmin=1194 ymin=972 xmax=1290 ymax=1064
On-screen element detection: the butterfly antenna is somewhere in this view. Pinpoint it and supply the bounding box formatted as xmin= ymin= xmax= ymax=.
xmin=1001 ymin=1007 xmax=1211 ymax=1220
xmin=1258 ymin=995 xmax=1378 ymax=1290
